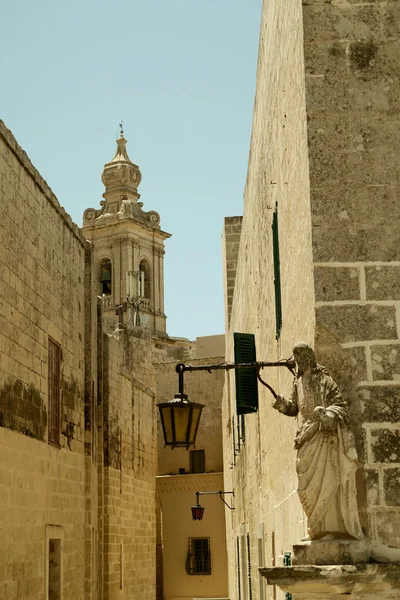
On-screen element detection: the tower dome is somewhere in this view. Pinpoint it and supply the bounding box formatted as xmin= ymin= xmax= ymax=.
xmin=101 ymin=133 xmax=142 ymax=198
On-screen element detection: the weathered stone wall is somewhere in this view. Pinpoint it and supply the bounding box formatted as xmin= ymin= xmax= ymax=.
xmin=102 ymin=326 xmax=157 ymax=600
xmin=0 ymin=120 xmax=98 ymax=599
xmin=0 ymin=428 xmax=87 ymax=598
xmin=222 ymin=0 xmax=315 ymax=598
xmin=303 ymin=0 xmax=400 ymax=545
xmin=223 ymin=1 xmax=400 ymax=598
xmin=222 ymin=216 xmax=243 ymax=328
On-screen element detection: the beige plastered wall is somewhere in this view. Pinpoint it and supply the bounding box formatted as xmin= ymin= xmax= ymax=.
xmin=157 ymin=473 xmax=229 ymax=600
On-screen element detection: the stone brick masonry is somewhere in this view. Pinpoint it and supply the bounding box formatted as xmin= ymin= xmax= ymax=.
xmin=222 ymin=0 xmax=400 ymax=598
xmin=0 ymin=119 xmax=160 ymax=600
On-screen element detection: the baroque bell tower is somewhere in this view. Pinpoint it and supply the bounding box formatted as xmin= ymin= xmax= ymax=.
xmin=82 ymin=129 xmax=170 ymax=334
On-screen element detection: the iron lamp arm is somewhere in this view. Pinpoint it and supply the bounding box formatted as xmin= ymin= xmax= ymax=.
xmin=176 ymin=358 xmax=295 ymax=401
xmin=195 ymin=490 xmax=235 ymax=510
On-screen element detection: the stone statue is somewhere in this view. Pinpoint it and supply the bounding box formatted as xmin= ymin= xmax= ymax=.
xmin=271 ymin=343 xmax=363 ymax=541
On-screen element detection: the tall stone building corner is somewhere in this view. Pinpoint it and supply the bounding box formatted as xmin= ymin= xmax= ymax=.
xmin=221 ymin=0 xmax=400 ymax=599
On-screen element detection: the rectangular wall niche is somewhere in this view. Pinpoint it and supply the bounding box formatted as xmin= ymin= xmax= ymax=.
xmin=49 ymin=538 xmax=61 ymax=600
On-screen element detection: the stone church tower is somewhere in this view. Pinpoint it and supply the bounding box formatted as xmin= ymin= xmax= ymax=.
xmin=82 ymin=131 xmax=170 ymax=334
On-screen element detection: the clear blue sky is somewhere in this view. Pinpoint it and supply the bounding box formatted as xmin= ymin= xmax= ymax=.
xmin=1 ymin=0 xmax=261 ymax=340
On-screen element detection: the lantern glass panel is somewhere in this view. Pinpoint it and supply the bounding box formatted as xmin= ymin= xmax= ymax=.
xmin=188 ymin=406 xmax=202 ymax=445
xmin=173 ymin=405 xmax=191 ymax=444
xmin=191 ymin=505 xmax=205 ymax=521
xmin=160 ymin=406 xmax=173 ymax=444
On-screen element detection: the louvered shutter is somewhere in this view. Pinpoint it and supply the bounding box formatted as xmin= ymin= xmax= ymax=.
xmin=234 ymin=332 xmax=258 ymax=415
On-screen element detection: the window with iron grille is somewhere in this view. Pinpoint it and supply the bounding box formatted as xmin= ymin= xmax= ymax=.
xmin=48 ymin=338 xmax=61 ymax=446
xmin=190 ymin=449 xmax=205 ymax=474
xmin=186 ymin=537 xmax=211 ymax=575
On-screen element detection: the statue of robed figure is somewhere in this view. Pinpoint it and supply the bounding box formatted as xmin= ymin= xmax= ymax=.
xmin=270 ymin=343 xmax=363 ymax=541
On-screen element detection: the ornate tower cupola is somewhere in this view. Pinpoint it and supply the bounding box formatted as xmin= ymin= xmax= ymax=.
xmin=101 ymin=133 xmax=142 ymax=204
xmin=82 ymin=129 xmax=171 ymax=334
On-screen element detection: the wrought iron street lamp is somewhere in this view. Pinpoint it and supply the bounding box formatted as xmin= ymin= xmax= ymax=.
xmin=157 ymin=363 xmax=204 ymax=449
xmin=157 ymin=355 xmax=295 ymax=449
xmin=191 ymin=491 xmax=235 ymax=521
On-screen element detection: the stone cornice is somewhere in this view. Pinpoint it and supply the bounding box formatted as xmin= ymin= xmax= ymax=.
xmin=82 ymin=217 xmax=171 ymax=241
xmin=156 ymin=472 xmax=224 ymax=494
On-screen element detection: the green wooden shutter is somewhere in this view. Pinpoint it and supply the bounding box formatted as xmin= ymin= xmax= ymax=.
xmin=234 ymin=333 xmax=258 ymax=415
xmin=272 ymin=208 xmax=282 ymax=340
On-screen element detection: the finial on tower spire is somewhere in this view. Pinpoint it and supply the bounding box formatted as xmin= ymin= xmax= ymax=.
xmin=119 ymin=120 xmax=124 ymax=138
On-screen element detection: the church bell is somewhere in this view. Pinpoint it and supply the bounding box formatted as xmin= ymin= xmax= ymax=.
xmin=100 ymin=268 xmax=111 ymax=283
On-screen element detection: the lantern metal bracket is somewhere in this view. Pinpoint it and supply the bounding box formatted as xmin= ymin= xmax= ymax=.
xmin=176 ymin=358 xmax=295 ymax=400
xmin=196 ymin=490 xmax=235 ymax=510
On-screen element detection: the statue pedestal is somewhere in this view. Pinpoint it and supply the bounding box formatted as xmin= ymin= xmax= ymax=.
xmin=259 ymin=564 xmax=400 ymax=599
xmin=293 ymin=539 xmax=370 ymax=566
xmin=260 ymin=540 xmax=400 ymax=598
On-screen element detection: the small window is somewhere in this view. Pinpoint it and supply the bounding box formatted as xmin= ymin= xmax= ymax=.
xmin=186 ymin=537 xmax=211 ymax=575
xmin=48 ymin=338 xmax=61 ymax=446
xmin=190 ymin=449 xmax=205 ymax=473
xmin=99 ymin=259 xmax=112 ymax=296
xmin=138 ymin=259 xmax=151 ymax=298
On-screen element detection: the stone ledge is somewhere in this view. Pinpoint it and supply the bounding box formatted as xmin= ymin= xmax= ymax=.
xmin=293 ymin=539 xmax=400 ymax=566
xmin=259 ymin=564 xmax=400 ymax=596
xmin=293 ymin=539 xmax=369 ymax=566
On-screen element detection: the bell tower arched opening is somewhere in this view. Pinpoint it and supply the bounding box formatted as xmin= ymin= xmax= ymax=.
xmin=99 ymin=259 xmax=112 ymax=296
xmin=139 ymin=259 xmax=151 ymax=299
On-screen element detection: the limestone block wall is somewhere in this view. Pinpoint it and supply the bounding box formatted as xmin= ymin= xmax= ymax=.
xmin=221 ymin=1 xmax=400 ymax=598
xmin=0 ymin=427 xmax=88 ymax=599
xmin=303 ymin=0 xmax=400 ymax=545
xmin=221 ymin=0 xmax=315 ymax=598
xmin=222 ymin=217 xmax=243 ymax=328
xmin=314 ymin=262 xmax=400 ymax=545
xmin=0 ymin=120 xmax=98 ymax=599
xmin=0 ymin=120 xmax=87 ymax=447
xmin=102 ymin=327 xmax=157 ymax=600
